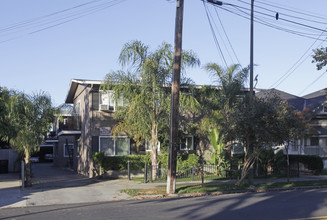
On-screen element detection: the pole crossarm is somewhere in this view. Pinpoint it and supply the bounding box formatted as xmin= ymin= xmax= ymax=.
xmin=207 ymin=0 xmax=223 ymax=6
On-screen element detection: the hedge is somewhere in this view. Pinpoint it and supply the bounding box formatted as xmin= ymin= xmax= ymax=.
xmin=92 ymin=152 xmax=201 ymax=172
xmin=288 ymin=155 xmax=323 ymax=175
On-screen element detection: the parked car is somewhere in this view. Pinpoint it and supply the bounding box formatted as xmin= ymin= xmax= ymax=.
xmin=30 ymin=157 xmax=39 ymax=163
xmin=45 ymin=154 xmax=53 ymax=161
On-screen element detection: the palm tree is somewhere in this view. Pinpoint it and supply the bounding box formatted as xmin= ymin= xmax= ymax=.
xmin=8 ymin=92 xmax=55 ymax=186
xmin=103 ymin=40 xmax=200 ymax=179
xmin=204 ymin=63 xmax=248 ymax=122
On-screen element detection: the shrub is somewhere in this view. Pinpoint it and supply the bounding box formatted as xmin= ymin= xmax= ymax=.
xmin=289 ymin=155 xmax=323 ymax=175
xmin=92 ymin=152 xmax=201 ymax=171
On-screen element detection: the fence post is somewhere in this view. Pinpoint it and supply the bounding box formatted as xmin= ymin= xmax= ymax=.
xmin=21 ymin=160 xmax=24 ymax=190
xmin=144 ymin=162 xmax=147 ymax=183
xmin=128 ymin=160 xmax=130 ymax=181
xmin=192 ymin=165 xmax=194 ymax=181
xmin=201 ymin=161 xmax=204 ymax=187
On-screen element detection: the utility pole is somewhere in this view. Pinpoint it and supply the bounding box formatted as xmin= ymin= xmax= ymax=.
xmin=248 ymin=0 xmax=255 ymax=185
xmin=250 ymin=0 xmax=254 ymax=104
xmin=167 ymin=0 xmax=184 ymax=195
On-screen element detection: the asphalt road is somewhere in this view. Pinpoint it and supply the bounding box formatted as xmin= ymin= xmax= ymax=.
xmin=1 ymin=188 xmax=327 ymax=220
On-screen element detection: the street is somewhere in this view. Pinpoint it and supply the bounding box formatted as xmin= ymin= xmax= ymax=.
xmin=1 ymin=188 xmax=327 ymax=220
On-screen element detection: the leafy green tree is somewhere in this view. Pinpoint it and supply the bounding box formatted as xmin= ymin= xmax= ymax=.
xmin=275 ymin=101 xmax=309 ymax=183
xmin=103 ymin=40 xmax=200 ymax=179
xmin=0 ymin=90 xmax=55 ymax=186
xmin=228 ymin=96 xmax=308 ymax=185
xmin=312 ymin=47 xmax=327 ymax=70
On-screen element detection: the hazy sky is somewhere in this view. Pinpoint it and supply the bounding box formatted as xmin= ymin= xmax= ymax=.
xmin=1 ymin=0 xmax=327 ymax=106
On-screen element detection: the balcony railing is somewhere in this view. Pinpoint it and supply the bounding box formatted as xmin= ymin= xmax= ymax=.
xmin=304 ymin=146 xmax=327 ymax=157
xmin=58 ymin=115 xmax=81 ymax=132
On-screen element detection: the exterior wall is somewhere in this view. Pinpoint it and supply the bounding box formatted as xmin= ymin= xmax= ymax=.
xmin=0 ymin=149 xmax=20 ymax=173
xmin=73 ymin=84 xmax=92 ymax=176
xmin=54 ymin=135 xmax=77 ymax=169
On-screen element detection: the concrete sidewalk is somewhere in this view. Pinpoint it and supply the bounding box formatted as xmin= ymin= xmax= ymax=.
xmin=1 ymin=163 xmax=327 ymax=209
xmin=0 ymin=163 xmax=167 ymax=209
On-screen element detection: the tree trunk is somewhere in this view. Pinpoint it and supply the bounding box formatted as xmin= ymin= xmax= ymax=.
xmin=246 ymin=134 xmax=254 ymax=185
xmin=286 ymin=142 xmax=290 ymax=184
xmin=24 ymin=147 xmax=32 ymax=187
xmin=151 ymin=121 xmax=158 ymax=180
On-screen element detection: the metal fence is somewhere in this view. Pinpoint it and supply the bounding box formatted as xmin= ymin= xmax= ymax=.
xmin=142 ymin=162 xmax=238 ymax=183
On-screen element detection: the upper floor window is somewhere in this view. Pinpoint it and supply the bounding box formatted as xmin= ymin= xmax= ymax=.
xmin=322 ymin=104 xmax=327 ymax=114
xmin=99 ymin=91 xmax=125 ymax=112
xmin=180 ymin=136 xmax=194 ymax=151
xmin=99 ymin=91 xmax=115 ymax=111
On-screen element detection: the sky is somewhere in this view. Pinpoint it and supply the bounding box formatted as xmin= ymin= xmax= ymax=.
xmin=1 ymin=0 xmax=327 ymax=106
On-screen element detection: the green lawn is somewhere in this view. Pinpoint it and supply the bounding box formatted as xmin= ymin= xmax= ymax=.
xmin=121 ymin=179 xmax=327 ymax=196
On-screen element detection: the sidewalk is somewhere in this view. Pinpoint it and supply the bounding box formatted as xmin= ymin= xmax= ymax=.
xmin=0 ymin=163 xmax=166 ymax=209
xmin=1 ymin=163 xmax=327 ymax=209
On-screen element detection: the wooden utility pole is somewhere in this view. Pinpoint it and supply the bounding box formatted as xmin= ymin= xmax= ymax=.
xmin=249 ymin=0 xmax=254 ymax=104
xmin=248 ymin=0 xmax=255 ymax=185
xmin=167 ymin=0 xmax=184 ymax=194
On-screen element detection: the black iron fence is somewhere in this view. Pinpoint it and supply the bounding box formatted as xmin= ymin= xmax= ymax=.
xmin=141 ymin=162 xmax=240 ymax=183
xmin=122 ymin=161 xmax=300 ymax=183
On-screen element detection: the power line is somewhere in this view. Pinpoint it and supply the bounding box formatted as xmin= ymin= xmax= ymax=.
xmin=213 ymin=7 xmax=241 ymax=66
xmin=255 ymin=0 xmax=327 ymax=21
xmin=236 ymin=0 xmax=327 ymax=26
xmin=0 ymin=0 xmax=127 ymax=44
xmin=227 ymin=3 xmax=327 ymax=34
xmin=203 ymin=1 xmax=228 ymax=69
xmin=298 ymin=70 xmax=327 ymax=96
xmin=218 ymin=6 xmax=327 ymax=41
xmin=206 ymin=3 xmax=235 ymax=65
xmin=270 ymin=33 xmax=327 ymax=89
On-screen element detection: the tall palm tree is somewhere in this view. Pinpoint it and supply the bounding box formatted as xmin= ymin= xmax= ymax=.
xmin=204 ymin=63 xmax=248 ymax=122
xmin=103 ymin=40 xmax=200 ymax=179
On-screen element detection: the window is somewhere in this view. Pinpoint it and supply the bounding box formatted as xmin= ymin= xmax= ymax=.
xmin=99 ymin=91 xmax=125 ymax=112
xmin=64 ymin=144 xmax=74 ymax=157
xmin=310 ymin=137 xmax=319 ymax=146
xmin=180 ymin=136 xmax=194 ymax=150
xmin=99 ymin=91 xmax=115 ymax=111
xmin=99 ymin=136 xmax=130 ymax=156
xmin=321 ymin=103 xmax=327 ymax=113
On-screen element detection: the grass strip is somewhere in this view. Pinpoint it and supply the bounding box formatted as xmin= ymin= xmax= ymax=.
xmin=121 ymin=179 xmax=327 ymax=196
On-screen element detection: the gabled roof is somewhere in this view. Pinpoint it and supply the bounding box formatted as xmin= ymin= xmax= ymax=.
xmin=255 ymin=88 xmax=305 ymax=111
xmin=302 ymin=89 xmax=327 ymax=99
xmin=302 ymin=89 xmax=327 ymax=112
xmin=65 ymin=79 xmax=102 ymax=103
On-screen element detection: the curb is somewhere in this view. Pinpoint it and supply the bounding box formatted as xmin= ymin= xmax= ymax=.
xmin=127 ymin=184 xmax=327 ymax=201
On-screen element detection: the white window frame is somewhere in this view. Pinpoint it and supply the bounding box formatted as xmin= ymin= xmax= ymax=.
xmin=99 ymin=90 xmax=115 ymax=112
xmin=180 ymin=136 xmax=194 ymax=151
xmin=99 ymin=136 xmax=130 ymax=156
xmin=64 ymin=144 xmax=74 ymax=158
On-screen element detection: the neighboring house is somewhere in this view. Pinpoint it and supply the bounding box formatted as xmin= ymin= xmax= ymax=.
xmin=256 ymin=88 xmax=327 ymax=169
xmin=0 ymin=142 xmax=20 ymax=173
xmin=48 ymin=79 xmax=201 ymax=177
